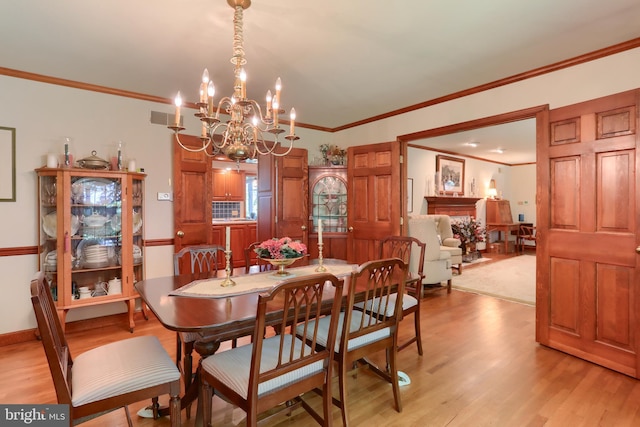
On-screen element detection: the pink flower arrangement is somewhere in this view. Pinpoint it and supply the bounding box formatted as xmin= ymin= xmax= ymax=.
xmin=254 ymin=237 xmax=307 ymax=259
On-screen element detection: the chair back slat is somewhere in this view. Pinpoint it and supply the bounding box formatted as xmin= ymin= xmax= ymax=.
xmin=343 ymin=258 xmax=407 ymax=344
xmin=30 ymin=272 xmax=73 ymax=405
xmin=249 ymin=273 xmax=343 ymax=387
xmin=380 ymin=236 xmax=426 ymax=282
xmin=174 ymin=245 xmax=227 ymax=275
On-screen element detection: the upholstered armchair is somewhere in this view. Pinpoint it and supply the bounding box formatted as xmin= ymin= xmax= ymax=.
xmin=426 ymin=214 xmax=463 ymax=274
xmin=408 ymin=215 xmax=453 ymax=293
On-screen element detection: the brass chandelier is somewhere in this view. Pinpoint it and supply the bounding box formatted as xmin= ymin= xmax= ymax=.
xmin=169 ymin=0 xmax=298 ymax=162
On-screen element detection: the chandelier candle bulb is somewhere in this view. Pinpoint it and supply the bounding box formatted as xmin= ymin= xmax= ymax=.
xmin=273 ymin=99 xmax=279 ymax=127
xmin=240 ymin=69 xmax=246 ymax=98
xmin=266 ymin=90 xmax=272 ymax=118
xmin=201 ymin=121 xmax=207 ymax=138
xmin=289 ymin=108 xmax=296 ymax=135
xmin=275 ymin=77 xmax=282 ymax=105
xmin=174 ymin=92 xmax=182 ymax=126
xmin=225 ymin=226 xmax=230 ymax=252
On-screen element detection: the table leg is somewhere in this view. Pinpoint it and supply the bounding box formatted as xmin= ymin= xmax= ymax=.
xmin=156 ymin=339 xmax=220 ymax=426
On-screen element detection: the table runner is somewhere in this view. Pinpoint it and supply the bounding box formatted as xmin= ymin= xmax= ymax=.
xmin=169 ymin=263 xmax=357 ymax=298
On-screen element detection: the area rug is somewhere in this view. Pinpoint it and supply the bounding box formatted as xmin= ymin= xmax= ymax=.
xmin=452 ymin=254 xmax=535 ymax=306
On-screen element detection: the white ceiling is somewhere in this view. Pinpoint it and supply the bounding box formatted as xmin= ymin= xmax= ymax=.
xmin=1 ymin=0 xmax=639 ymax=163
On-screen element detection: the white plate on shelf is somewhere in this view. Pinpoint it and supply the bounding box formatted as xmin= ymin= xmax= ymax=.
xmin=42 ymin=212 xmax=80 ymax=238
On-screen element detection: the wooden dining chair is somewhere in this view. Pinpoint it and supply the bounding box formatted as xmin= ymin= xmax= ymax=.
xmin=377 ymin=235 xmax=426 ymax=355
xmin=297 ymin=258 xmax=407 ymax=426
xmin=173 ymin=244 xmax=229 ymax=417
xmin=30 ymin=272 xmax=181 ymax=427
xmin=243 ymin=241 xmax=274 ymax=273
xmin=200 ymin=273 xmax=344 ymax=426
xmin=517 ymin=224 xmax=537 ymax=253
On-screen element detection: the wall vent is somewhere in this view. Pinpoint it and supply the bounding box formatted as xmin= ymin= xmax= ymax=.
xmin=150 ymin=110 xmax=182 ymax=126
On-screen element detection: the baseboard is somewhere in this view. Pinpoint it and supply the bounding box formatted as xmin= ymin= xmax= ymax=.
xmin=0 ymin=311 xmax=149 ymax=347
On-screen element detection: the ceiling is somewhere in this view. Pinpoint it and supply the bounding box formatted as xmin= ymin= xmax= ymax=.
xmin=1 ymin=0 xmax=639 ymax=164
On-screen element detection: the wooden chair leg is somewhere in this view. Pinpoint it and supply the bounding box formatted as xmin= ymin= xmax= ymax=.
xmin=389 ymin=345 xmax=402 ymax=413
xmin=338 ymin=359 xmax=350 ymax=427
xmin=200 ymin=379 xmax=213 ymax=427
xmin=447 ymin=278 xmax=452 ymax=293
xmin=124 ymin=406 xmax=133 ymax=427
xmin=414 ymin=309 xmax=423 ymax=355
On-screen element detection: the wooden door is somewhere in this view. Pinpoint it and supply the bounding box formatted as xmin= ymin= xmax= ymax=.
xmin=538 ymin=89 xmax=640 ymax=377
xmin=256 ymin=148 xmax=308 ymax=261
xmin=347 ymin=141 xmax=402 ymax=264
xmin=173 ymin=134 xmax=212 ymax=273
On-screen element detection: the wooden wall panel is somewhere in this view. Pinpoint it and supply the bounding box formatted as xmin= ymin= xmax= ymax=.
xmin=352 ymin=176 xmax=369 ymax=222
xmin=597 ymin=150 xmax=634 ymax=232
xmin=597 ymin=106 xmax=636 ymax=139
xmin=550 ymin=157 xmax=580 ymax=229
xmin=596 ymin=263 xmax=633 ymax=350
xmin=550 ymin=257 xmax=581 ymax=334
xmin=551 ymin=118 xmax=580 ymax=145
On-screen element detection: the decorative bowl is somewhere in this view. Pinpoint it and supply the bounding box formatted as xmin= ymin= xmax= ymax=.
xmin=260 ymin=256 xmax=302 ymax=277
xmin=81 ymin=213 xmax=110 ymax=227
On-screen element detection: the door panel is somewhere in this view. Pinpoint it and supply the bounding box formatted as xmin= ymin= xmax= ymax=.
xmin=173 ymin=134 xmax=212 ymax=273
xmin=538 ymin=89 xmax=640 ymax=378
xmin=347 ymin=142 xmax=401 ymax=264
xmin=256 ymin=148 xmax=308 ymax=259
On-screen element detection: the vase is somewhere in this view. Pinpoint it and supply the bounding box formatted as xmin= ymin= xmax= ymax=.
xmin=261 ymin=256 xmax=302 ymax=277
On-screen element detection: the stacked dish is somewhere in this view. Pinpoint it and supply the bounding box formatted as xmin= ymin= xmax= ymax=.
xmin=133 ymin=245 xmax=143 ymax=264
xmin=44 ymin=250 xmax=57 ymax=270
xmin=83 ymin=245 xmax=110 ymax=268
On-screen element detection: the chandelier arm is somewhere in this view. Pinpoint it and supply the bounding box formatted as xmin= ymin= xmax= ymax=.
xmin=173 ymin=132 xmax=213 ymax=153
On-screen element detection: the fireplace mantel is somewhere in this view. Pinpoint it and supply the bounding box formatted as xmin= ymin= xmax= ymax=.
xmin=425 ymin=196 xmax=481 ymax=217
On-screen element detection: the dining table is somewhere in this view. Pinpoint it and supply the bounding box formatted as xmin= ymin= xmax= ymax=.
xmin=135 ymin=262 xmax=358 ymax=426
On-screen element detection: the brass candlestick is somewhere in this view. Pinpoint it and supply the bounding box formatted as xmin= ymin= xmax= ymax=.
xmin=315 ymin=242 xmax=327 ymax=272
xmin=220 ymin=250 xmax=236 ymax=287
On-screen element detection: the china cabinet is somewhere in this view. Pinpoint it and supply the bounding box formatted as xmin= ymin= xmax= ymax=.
xmin=36 ymin=167 xmax=145 ymax=331
xmin=308 ymin=166 xmax=347 ymax=260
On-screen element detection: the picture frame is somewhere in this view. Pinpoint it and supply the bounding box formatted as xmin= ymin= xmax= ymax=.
xmin=0 ymin=127 xmax=16 ymax=202
xmin=436 ymin=155 xmax=465 ymax=196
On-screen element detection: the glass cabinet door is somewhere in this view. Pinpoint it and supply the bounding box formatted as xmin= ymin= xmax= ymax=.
xmin=312 ymin=174 xmax=347 ymax=233
xmin=131 ymin=177 xmax=144 ymax=285
xmin=39 ymin=173 xmax=61 ymax=302
xmin=70 ymin=175 xmax=122 ymax=301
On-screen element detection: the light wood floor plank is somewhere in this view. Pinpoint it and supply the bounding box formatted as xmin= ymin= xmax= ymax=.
xmin=3 ymin=271 xmax=640 ymax=426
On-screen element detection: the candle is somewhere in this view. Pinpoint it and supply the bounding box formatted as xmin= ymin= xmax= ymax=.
xmin=208 ymin=81 xmax=215 ymax=116
xmin=273 ymin=99 xmax=279 ymax=127
xmin=275 ymin=77 xmax=282 ymax=106
xmin=239 ymin=69 xmax=246 ymax=99
xmin=289 ymin=108 xmax=296 ymax=136
xmin=127 ymin=159 xmax=136 ymax=172
xmin=318 ymin=219 xmax=323 ymax=244
xmin=225 ymin=226 xmax=230 ymax=252
xmin=174 ymin=92 xmax=182 ymax=126
xmin=265 ymin=90 xmax=272 ymax=119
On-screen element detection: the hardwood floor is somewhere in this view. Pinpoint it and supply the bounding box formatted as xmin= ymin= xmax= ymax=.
xmin=3 ymin=266 xmax=640 ymax=426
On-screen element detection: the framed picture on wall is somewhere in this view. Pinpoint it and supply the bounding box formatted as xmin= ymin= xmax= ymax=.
xmin=436 ymin=155 xmax=465 ymax=196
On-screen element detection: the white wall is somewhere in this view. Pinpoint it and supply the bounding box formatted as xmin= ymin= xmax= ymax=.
xmin=1 ymin=47 xmax=640 ymax=334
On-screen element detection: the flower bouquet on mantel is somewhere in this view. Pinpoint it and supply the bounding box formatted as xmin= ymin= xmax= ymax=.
xmin=254 ymin=237 xmax=308 ymax=276
xmin=451 ymin=216 xmax=486 ymax=261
